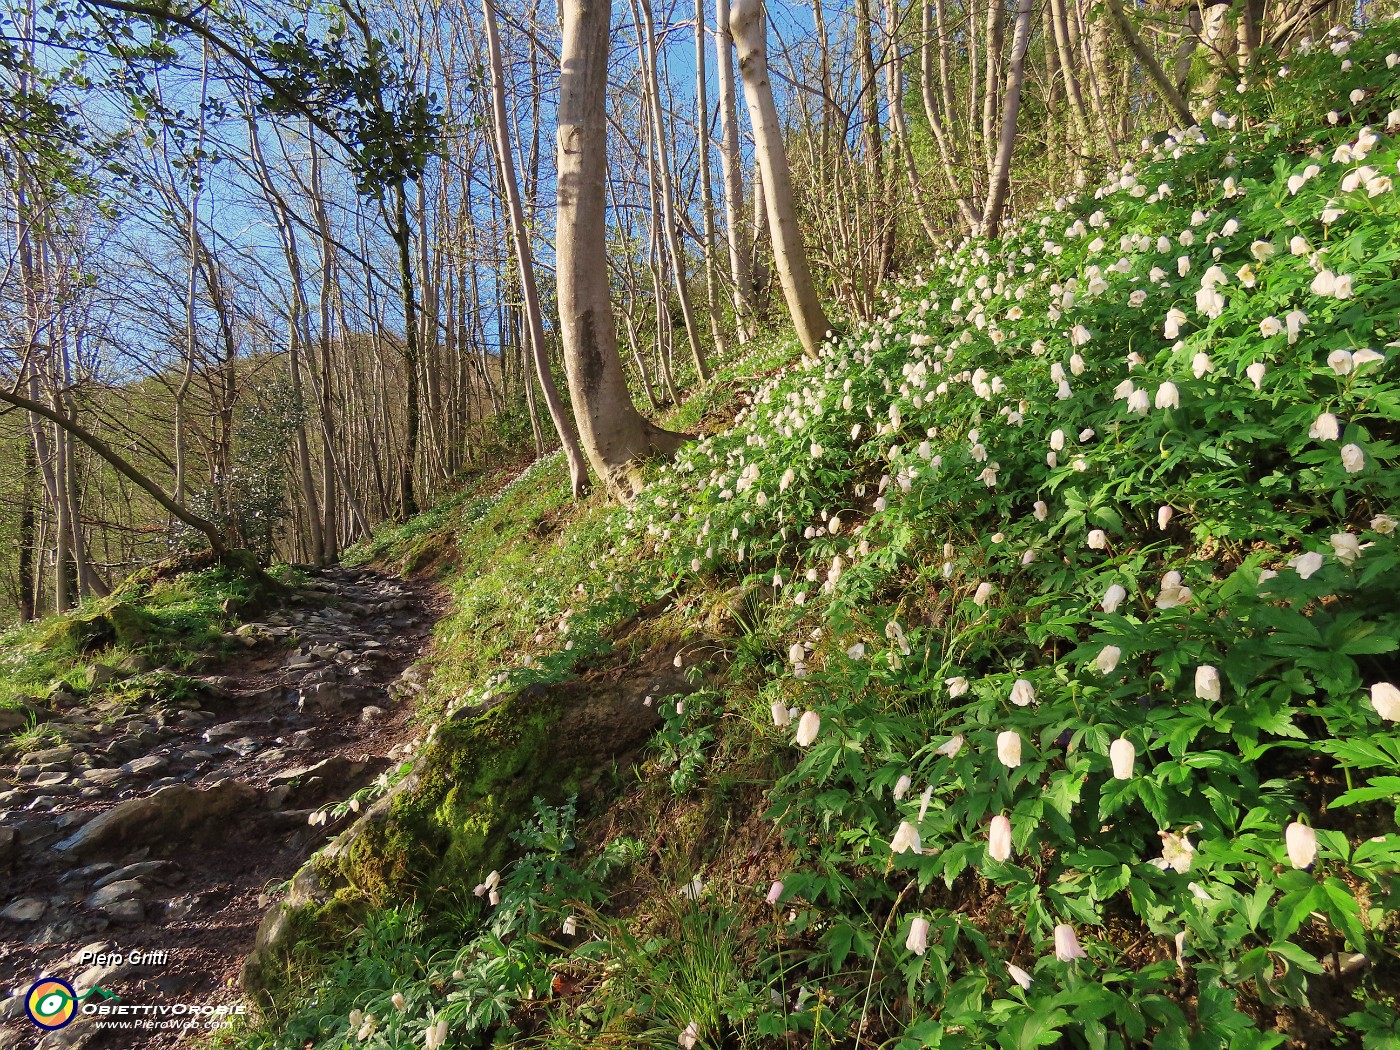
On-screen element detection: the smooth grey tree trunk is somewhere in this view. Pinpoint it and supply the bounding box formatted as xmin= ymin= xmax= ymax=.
xmin=713 ymin=0 xmax=753 ymax=341
xmin=730 ymin=0 xmax=833 ymax=356
xmin=557 ymin=0 xmax=685 ymax=498
xmin=483 ymin=0 xmax=590 ymax=497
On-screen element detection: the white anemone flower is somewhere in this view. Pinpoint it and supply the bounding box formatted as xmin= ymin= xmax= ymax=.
xmin=1291 ymin=550 xmax=1325 ymax=579
xmin=1101 ymin=584 xmax=1127 ymax=614
xmin=1109 ymin=737 xmax=1136 ymax=780
xmin=1370 ymin=682 xmax=1400 ymax=721
xmin=1285 ymin=822 xmax=1317 ymax=869
xmin=1309 ymin=412 xmax=1340 ymax=441
xmin=1007 ymin=964 xmax=1033 ymax=989
xmin=1194 ymin=665 xmax=1221 ymax=701
xmin=1096 ymin=645 xmax=1122 ymax=674
xmin=891 ymin=821 xmax=923 ymax=855
xmin=1341 ymin=443 xmax=1365 ymax=473
xmin=906 ymin=916 xmax=930 ymax=955
xmin=988 ymin=815 xmax=1013 ymax=861
xmin=1009 ymin=679 xmax=1036 ymax=707
xmin=1054 ymin=925 xmax=1088 ymax=961
xmin=997 ymin=730 xmax=1023 ymax=768
xmin=795 ymin=710 xmax=821 ymax=746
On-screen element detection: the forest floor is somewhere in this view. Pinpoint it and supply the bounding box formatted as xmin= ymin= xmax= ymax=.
xmin=0 ymin=566 xmax=442 ymax=1050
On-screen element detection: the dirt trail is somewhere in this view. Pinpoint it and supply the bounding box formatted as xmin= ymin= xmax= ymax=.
xmin=0 ymin=566 xmax=440 ymax=1050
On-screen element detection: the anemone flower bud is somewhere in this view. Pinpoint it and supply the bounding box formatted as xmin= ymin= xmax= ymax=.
xmin=894 ymin=774 xmax=913 ymax=800
xmin=906 ymin=916 xmax=930 ymax=955
xmin=1109 ymin=737 xmax=1136 ymax=780
xmin=1246 ymin=362 xmax=1266 ymax=389
xmin=1157 ymin=505 xmax=1174 ymax=530
xmin=997 ymin=730 xmax=1023 ymax=768
xmin=1007 ymin=963 xmax=1033 ymax=989
xmin=988 ymin=814 xmax=1013 ymax=861
xmin=973 ymin=582 xmax=994 ymax=606
xmin=563 ymin=915 xmax=578 ymax=935
xmin=1370 ymin=682 xmax=1400 ymax=721
xmin=1033 ymin=500 xmax=1049 ymax=521
xmin=1087 ymin=529 xmax=1108 ymax=550
xmin=1009 ymin=679 xmax=1036 ymax=707
xmin=427 ymin=1018 xmax=449 ymax=1050
xmin=795 ymin=711 xmax=821 ymax=747
xmin=1101 ymin=584 xmax=1127 ymax=614
xmin=788 ymin=642 xmax=806 ymax=666
xmin=1191 ymin=352 xmax=1213 ymax=379
xmin=771 ymin=701 xmax=792 ymax=728
xmin=1341 ymin=443 xmax=1365 ymax=473
xmin=766 ymin=880 xmax=784 ymax=905
xmin=1285 ymin=822 xmax=1317 ymax=869
xmin=1050 ymin=428 xmax=1066 ymax=451
xmin=891 ymin=821 xmax=923 ymax=855
xmin=392 ymin=993 xmax=406 ymax=1012
xmin=1309 ymin=412 xmax=1340 ymax=441
xmin=1194 ymin=665 xmax=1221 ymax=701
xmin=1096 ymin=645 xmax=1121 ymax=674
xmin=1054 ymin=924 xmax=1088 ymax=961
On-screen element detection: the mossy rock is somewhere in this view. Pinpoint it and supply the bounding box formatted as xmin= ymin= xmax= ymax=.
xmin=242 ymin=649 xmax=692 ymax=1008
xmin=37 ymin=601 xmax=158 ymax=655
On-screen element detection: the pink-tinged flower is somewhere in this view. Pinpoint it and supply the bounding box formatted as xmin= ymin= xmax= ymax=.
xmin=1007 ymin=963 xmax=1033 ymax=989
xmin=891 ymin=820 xmax=922 ymax=855
xmin=1309 ymin=412 xmax=1340 ymax=441
xmin=1101 ymin=584 xmax=1127 ymax=614
xmin=906 ymin=916 xmax=930 ymax=955
xmin=1370 ymin=682 xmax=1400 ymax=721
xmin=945 ymin=677 xmax=970 ymax=698
xmin=1195 ymin=665 xmax=1221 ymax=701
xmin=1096 ymin=645 xmax=1122 ymax=674
xmin=766 ymin=880 xmax=784 ymax=905
xmin=1285 ymin=822 xmax=1317 ymax=869
xmin=1246 ymin=362 xmax=1266 ymax=389
xmin=1352 ymin=348 xmax=1385 ymax=368
xmin=973 ymin=582 xmax=994 ymax=606
xmin=1155 ymin=383 xmax=1180 ymax=410
xmin=1291 ymin=550 xmax=1325 ymax=579
xmin=1033 ymin=500 xmax=1049 ymax=521
xmin=771 ymin=701 xmax=792 ymax=728
xmin=1109 ymin=737 xmax=1136 ymax=780
xmin=997 ymin=730 xmax=1023 ymax=768
xmin=988 ymin=815 xmax=1013 ymax=861
xmin=1158 ymin=505 xmax=1174 ymax=530
xmin=1341 ymin=443 xmax=1365 ymax=473
xmin=1010 ymin=679 xmax=1036 ymax=707
xmin=1054 ymin=924 xmax=1088 ymax=961
xmin=679 ymin=1021 xmax=700 ymax=1049
xmin=1152 ymin=829 xmax=1195 ymax=872
xmin=795 ymin=711 xmax=821 ymax=747
xmin=1330 ymin=533 xmax=1361 ymax=565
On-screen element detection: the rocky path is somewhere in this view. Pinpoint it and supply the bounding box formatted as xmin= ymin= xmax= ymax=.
xmin=0 ymin=566 xmax=440 ymax=1049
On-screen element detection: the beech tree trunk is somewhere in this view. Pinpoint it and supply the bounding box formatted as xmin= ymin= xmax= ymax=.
xmin=713 ymin=0 xmax=753 ymax=341
xmin=982 ymin=0 xmax=1035 ymax=237
xmin=730 ymin=0 xmax=833 ymax=356
xmin=483 ymin=0 xmax=590 ymax=497
xmin=556 ymin=0 xmax=685 ymax=498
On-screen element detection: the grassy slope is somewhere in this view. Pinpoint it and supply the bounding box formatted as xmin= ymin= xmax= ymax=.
xmin=239 ymin=22 xmax=1400 ymax=1050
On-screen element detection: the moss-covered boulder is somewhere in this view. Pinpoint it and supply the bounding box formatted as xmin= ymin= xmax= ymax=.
xmin=241 ymin=650 xmax=691 ymax=1007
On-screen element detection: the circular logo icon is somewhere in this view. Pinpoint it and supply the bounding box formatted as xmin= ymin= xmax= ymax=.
xmin=26 ymin=978 xmax=77 ymax=1030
